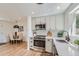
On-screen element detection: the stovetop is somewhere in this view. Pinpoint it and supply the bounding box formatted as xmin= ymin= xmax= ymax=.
xmin=34 ymin=35 xmax=46 ymax=40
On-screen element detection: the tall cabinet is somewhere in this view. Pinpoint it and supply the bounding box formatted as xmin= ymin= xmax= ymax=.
xmin=56 ymin=15 xmax=64 ymax=30
xmin=46 ymin=16 xmax=55 ymax=30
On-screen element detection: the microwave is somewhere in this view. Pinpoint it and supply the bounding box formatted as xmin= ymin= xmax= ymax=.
xmin=35 ymin=24 xmax=46 ymax=30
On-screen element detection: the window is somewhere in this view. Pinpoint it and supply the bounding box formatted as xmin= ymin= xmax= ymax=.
xmin=76 ymin=15 xmax=79 ymax=34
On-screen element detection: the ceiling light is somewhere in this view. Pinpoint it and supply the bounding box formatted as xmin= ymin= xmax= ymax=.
xmin=57 ymin=6 xmax=60 ymax=10
xmin=32 ymin=12 xmax=35 ymax=14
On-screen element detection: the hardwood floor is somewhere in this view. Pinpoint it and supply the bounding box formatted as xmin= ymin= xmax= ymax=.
xmin=0 ymin=42 xmax=53 ymax=56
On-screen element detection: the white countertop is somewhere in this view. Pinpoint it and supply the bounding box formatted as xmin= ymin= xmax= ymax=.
xmin=53 ymin=37 xmax=79 ymax=56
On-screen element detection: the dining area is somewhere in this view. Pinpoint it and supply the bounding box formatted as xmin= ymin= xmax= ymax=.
xmin=8 ymin=24 xmax=24 ymax=44
xmin=8 ymin=32 xmax=24 ymax=44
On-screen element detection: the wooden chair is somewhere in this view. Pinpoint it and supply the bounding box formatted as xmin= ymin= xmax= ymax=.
xmin=9 ymin=33 xmax=15 ymax=44
xmin=16 ymin=32 xmax=23 ymax=44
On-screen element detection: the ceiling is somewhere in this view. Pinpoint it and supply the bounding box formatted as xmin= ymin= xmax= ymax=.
xmin=0 ymin=3 xmax=70 ymax=21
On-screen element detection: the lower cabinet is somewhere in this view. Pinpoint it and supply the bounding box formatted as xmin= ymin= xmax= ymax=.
xmin=45 ymin=39 xmax=53 ymax=53
xmin=45 ymin=38 xmax=58 ymax=55
xmin=29 ymin=37 xmax=34 ymax=49
xmin=30 ymin=37 xmax=58 ymax=55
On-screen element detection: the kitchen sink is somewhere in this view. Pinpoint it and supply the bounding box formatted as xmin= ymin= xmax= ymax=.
xmin=68 ymin=40 xmax=79 ymax=50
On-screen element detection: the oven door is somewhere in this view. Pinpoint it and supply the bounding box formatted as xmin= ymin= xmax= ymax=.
xmin=34 ymin=40 xmax=45 ymax=48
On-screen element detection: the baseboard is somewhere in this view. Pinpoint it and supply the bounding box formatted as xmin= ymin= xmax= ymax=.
xmin=0 ymin=43 xmax=7 ymax=45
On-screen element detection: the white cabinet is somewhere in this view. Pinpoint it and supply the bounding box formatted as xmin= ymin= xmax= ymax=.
xmin=45 ymin=37 xmax=58 ymax=55
xmin=50 ymin=16 xmax=55 ymax=30
xmin=32 ymin=17 xmax=46 ymax=30
xmin=32 ymin=18 xmax=36 ymax=30
xmin=56 ymin=15 xmax=64 ymax=30
xmin=29 ymin=37 xmax=34 ymax=49
xmin=36 ymin=17 xmax=40 ymax=24
xmin=35 ymin=17 xmax=46 ymax=24
xmin=32 ymin=14 xmax=64 ymax=31
xmin=45 ymin=38 xmax=53 ymax=53
xmin=46 ymin=16 xmax=56 ymax=30
xmin=46 ymin=16 xmax=50 ymax=30
xmin=40 ymin=17 xmax=46 ymax=24
xmin=45 ymin=14 xmax=64 ymax=31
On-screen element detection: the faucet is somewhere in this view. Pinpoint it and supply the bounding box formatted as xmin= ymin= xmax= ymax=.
xmin=63 ymin=31 xmax=70 ymax=41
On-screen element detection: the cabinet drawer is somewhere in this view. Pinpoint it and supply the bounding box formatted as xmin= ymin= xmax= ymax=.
xmin=46 ymin=39 xmax=52 ymax=41
xmin=30 ymin=44 xmax=33 ymax=47
xmin=30 ymin=40 xmax=33 ymax=43
xmin=46 ymin=47 xmax=52 ymax=52
xmin=45 ymin=39 xmax=53 ymax=52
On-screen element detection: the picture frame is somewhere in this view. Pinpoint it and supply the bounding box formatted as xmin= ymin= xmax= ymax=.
xmin=18 ymin=26 xmax=24 ymax=32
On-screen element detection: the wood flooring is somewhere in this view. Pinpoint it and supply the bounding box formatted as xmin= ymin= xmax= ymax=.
xmin=0 ymin=42 xmax=53 ymax=56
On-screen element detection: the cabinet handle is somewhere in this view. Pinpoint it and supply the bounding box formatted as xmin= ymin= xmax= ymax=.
xmin=31 ymin=46 xmax=32 ymax=47
xmin=48 ymin=39 xmax=50 ymax=41
xmin=31 ymin=41 xmax=32 ymax=42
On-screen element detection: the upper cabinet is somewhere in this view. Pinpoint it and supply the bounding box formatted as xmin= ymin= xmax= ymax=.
xmin=40 ymin=17 xmax=46 ymax=24
xmin=56 ymin=15 xmax=64 ymax=30
xmin=49 ymin=16 xmax=55 ymax=30
xmin=46 ymin=16 xmax=50 ymax=30
xmin=32 ymin=14 xmax=64 ymax=31
xmin=35 ymin=17 xmax=40 ymax=24
xmin=32 ymin=17 xmax=46 ymax=30
xmin=46 ymin=16 xmax=56 ymax=30
xmin=31 ymin=18 xmax=36 ymax=30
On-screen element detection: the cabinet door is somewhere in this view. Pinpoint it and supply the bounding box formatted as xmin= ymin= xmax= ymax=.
xmin=40 ymin=17 xmax=46 ymax=24
xmin=32 ymin=18 xmax=36 ymax=30
xmin=56 ymin=15 xmax=64 ymax=30
xmin=50 ymin=16 xmax=55 ymax=30
xmin=36 ymin=17 xmax=40 ymax=24
xmin=45 ymin=39 xmax=52 ymax=53
xmin=46 ymin=16 xmax=50 ymax=30
xmin=29 ymin=38 xmax=34 ymax=49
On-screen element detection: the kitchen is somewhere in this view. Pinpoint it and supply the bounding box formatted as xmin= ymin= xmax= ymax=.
xmin=28 ymin=3 xmax=79 ymax=56
xmin=29 ymin=14 xmax=67 ymax=55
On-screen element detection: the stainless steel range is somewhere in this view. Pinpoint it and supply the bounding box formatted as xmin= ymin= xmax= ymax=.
xmin=34 ymin=35 xmax=46 ymax=48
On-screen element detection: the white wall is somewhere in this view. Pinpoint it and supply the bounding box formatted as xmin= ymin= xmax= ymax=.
xmin=0 ymin=20 xmax=15 ymax=43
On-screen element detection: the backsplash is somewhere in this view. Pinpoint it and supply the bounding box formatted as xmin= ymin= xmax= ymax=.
xmin=33 ymin=30 xmax=60 ymax=37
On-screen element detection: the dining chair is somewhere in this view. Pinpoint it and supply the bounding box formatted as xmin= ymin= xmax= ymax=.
xmin=9 ymin=33 xmax=15 ymax=44
xmin=15 ymin=32 xmax=23 ymax=44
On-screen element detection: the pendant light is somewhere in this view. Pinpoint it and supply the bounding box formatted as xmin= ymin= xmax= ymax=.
xmin=13 ymin=20 xmax=19 ymax=28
